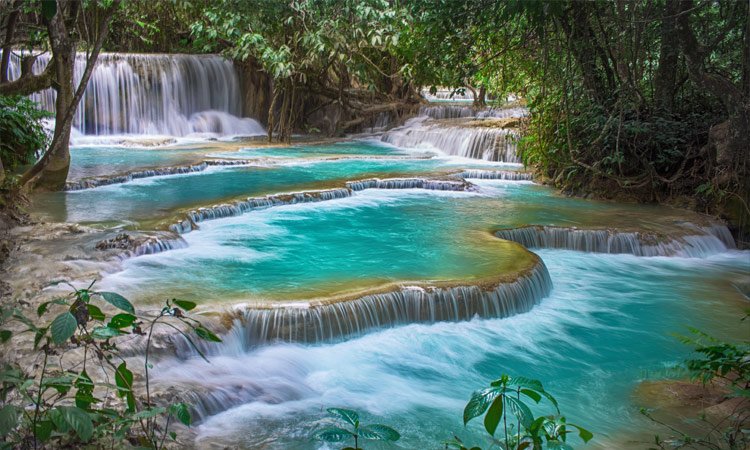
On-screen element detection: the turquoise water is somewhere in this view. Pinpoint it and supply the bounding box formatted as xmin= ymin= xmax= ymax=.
xmin=68 ymin=144 xmax=211 ymax=180
xmin=33 ymin=138 xmax=749 ymax=449
xmin=152 ymin=249 xmax=749 ymax=449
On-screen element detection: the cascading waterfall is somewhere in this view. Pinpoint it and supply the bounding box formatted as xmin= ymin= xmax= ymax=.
xmin=495 ymin=224 xmax=736 ymax=257
xmin=458 ymin=170 xmax=532 ymax=181
xmin=169 ymin=177 xmax=476 ymax=234
xmin=419 ymin=105 xmax=529 ymax=120
xmin=7 ymin=52 xmax=264 ymax=136
xmin=172 ymin=259 xmax=552 ymax=355
xmin=382 ymin=117 xmax=520 ymax=162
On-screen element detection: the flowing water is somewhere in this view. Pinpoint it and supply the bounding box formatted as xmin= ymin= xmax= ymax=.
xmin=20 ymin=68 xmax=749 ymax=448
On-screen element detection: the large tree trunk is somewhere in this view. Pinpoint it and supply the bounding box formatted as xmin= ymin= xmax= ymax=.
xmin=0 ymin=0 xmax=22 ymax=83
xmin=654 ymin=0 xmax=680 ymax=112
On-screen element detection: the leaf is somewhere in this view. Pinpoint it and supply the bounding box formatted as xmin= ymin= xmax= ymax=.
xmin=359 ymin=424 xmax=400 ymax=441
xmin=91 ymin=326 xmax=124 ymax=340
xmin=132 ymin=407 xmax=166 ymax=419
xmin=173 ymin=299 xmax=197 ymax=311
xmin=169 ymin=402 xmax=191 ymax=426
xmin=0 ymin=330 xmax=10 ymax=343
xmin=570 ymin=424 xmax=594 ymax=443
xmin=98 ymin=292 xmax=135 ymax=314
xmin=327 ymin=408 xmax=359 ymax=427
xmin=108 ymin=313 xmax=136 ymax=329
xmin=483 ymin=395 xmax=504 ymax=436
xmin=463 ymin=387 xmax=500 ymax=425
xmin=59 ymin=406 xmax=93 ymax=442
xmin=35 ymin=420 xmax=53 ymax=442
xmin=505 ymin=396 xmax=534 ymax=429
xmin=194 ymin=326 xmax=222 ymax=342
xmin=314 ymin=426 xmax=353 ymax=442
xmin=41 ymin=0 xmax=57 ymax=20
xmin=0 ymin=405 xmax=19 ymax=435
xmin=50 ymin=312 xmax=77 ymax=344
xmin=520 ymin=388 xmax=542 ymax=403
xmin=87 ymin=304 xmax=105 ymax=321
xmin=115 ymin=363 xmax=135 ymax=411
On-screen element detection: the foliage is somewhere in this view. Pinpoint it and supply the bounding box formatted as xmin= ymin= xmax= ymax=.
xmin=314 ymin=407 xmax=400 ymax=450
xmin=0 ymin=282 xmax=221 ymax=449
xmin=0 ymin=96 xmax=51 ymax=173
xmin=642 ymin=322 xmax=750 ymax=450
xmin=457 ymin=374 xmax=592 ymax=450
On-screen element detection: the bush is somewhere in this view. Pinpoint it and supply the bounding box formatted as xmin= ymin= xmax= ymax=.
xmin=0 ymin=96 xmax=51 ymax=173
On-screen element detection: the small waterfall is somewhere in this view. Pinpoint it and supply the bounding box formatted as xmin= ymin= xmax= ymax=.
xmin=419 ymin=105 xmax=529 ymax=120
xmin=495 ymin=224 xmax=736 ymax=257
xmin=381 ymin=118 xmax=520 ymax=162
xmin=64 ymin=159 xmax=254 ymax=191
xmin=8 ymin=53 xmax=263 ymax=136
xmin=173 ymin=259 xmax=552 ymax=353
xmin=95 ymin=231 xmax=188 ymax=259
xmin=458 ymin=170 xmax=532 ymax=181
xmin=346 ymin=177 xmax=471 ymax=191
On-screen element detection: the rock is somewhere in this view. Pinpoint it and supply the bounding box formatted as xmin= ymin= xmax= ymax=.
xmin=95 ymin=232 xmax=135 ymax=251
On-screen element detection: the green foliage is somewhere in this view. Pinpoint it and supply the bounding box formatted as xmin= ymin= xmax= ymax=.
xmin=0 ymin=96 xmax=51 ymax=174
xmin=314 ymin=407 xmax=400 ymax=449
xmin=459 ymin=374 xmax=592 ymax=450
xmin=0 ymin=284 xmax=222 ymax=449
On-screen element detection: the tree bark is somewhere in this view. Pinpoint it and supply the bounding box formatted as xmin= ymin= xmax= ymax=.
xmin=0 ymin=0 xmax=22 ymax=83
xmin=654 ymin=0 xmax=680 ymax=112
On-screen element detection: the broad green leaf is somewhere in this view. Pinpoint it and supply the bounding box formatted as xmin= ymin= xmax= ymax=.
xmin=115 ymin=363 xmax=135 ymax=411
xmin=0 ymin=330 xmax=10 ymax=343
xmin=505 ymin=396 xmax=534 ymax=429
xmin=570 ymin=424 xmax=594 ymax=443
xmin=463 ymin=387 xmax=500 ymax=425
xmin=173 ymin=299 xmax=197 ymax=311
xmin=91 ymin=326 xmax=123 ymax=340
xmin=520 ymin=388 xmax=542 ymax=403
xmin=108 ymin=313 xmax=136 ymax=329
xmin=169 ymin=402 xmax=192 ymax=426
xmin=59 ymin=406 xmax=94 ymax=442
xmin=359 ymin=424 xmax=400 ymax=441
xmin=34 ymin=420 xmax=53 ymax=442
xmin=37 ymin=298 xmax=67 ymax=317
xmin=194 ymin=326 xmax=222 ymax=342
xmin=314 ymin=426 xmax=353 ymax=442
xmin=327 ymin=408 xmax=359 ymax=426
xmin=0 ymin=405 xmax=19 ymax=435
xmin=483 ymin=395 xmax=504 ymax=436
xmin=50 ymin=312 xmax=77 ymax=344
xmin=87 ymin=304 xmax=105 ymax=321
xmin=98 ymin=292 xmax=135 ymax=314
xmin=509 ymin=376 xmax=544 ymax=392
xmin=41 ymin=0 xmax=57 ymax=20
xmin=133 ymin=407 xmax=166 ymax=419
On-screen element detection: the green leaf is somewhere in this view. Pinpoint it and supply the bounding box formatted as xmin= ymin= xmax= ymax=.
xmin=463 ymin=387 xmax=500 ymax=425
xmin=87 ymin=304 xmax=105 ymax=321
xmin=91 ymin=326 xmax=124 ymax=340
xmin=505 ymin=396 xmax=534 ymax=429
xmin=41 ymin=0 xmax=57 ymax=20
xmin=570 ymin=424 xmax=594 ymax=443
xmin=173 ymin=299 xmax=197 ymax=311
xmin=0 ymin=405 xmax=19 ymax=435
xmin=314 ymin=426 xmax=353 ymax=442
xmin=98 ymin=292 xmax=135 ymax=314
xmin=108 ymin=313 xmax=136 ymax=329
xmin=50 ymin=312 xmax=77 ymax=344
xmin=169 ymin=403 xmax=192 ymax=426
xmin=35 ymin=420 xmax=53 ymax=442
xmin=59 ymin=406 xmax=93 ymax=442
xmin=115 ymin=362 xmax=135 ymax=411
xmin=483 ymin=395 xmax=504 ymax=436
xmin=520 ymin=388 xmax=542 ymax=403
xmin=37 ymin=298 xmax=67 ymax=317
xmin=194 ymin=326 xmax=222 ymax=342
xmin=0 ymin=330 xmax=11 ymax=343
xmin=359 ymin=424 xmax=400 ymax=441
xmin=327 ymin=408 xmax=359 ymax=426
xmin=132 ymin=407 xmax=166 ymax=419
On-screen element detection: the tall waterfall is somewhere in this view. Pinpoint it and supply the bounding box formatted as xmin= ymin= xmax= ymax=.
xmin=7 ymin=53 xmax=264 ymax=136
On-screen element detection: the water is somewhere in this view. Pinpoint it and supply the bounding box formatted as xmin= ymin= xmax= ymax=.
xmin=152 ymin=250 xmax=749 ymax=449
xmin=8 ymin=53 xmax=263 ymax=136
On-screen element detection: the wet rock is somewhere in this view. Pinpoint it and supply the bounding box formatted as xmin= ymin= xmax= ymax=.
xmin=95 ymin=232 xmax=135 ymax=251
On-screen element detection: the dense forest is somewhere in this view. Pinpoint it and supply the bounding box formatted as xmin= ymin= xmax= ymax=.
xmin=0 ymin=0 xmax=750 ymax=449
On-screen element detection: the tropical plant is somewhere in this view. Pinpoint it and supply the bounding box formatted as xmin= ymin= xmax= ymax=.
xmin=0 ymin=96 xmax=51 ymax=176
xmin=459 ymin=374 xmax=593 ymax=450
xmin=0 ymin=281 xmax=221 ymax=448
xmin=314 ymin=407 xmax=400 ymax=450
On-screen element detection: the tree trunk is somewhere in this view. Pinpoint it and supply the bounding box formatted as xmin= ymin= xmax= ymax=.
xmin=654 ymin=0 xmax=680 ymax=112
xmin=473 ymin=85 xmax=486 ymax=108
xmin=0 ymin=0 xmax=22 ymax=83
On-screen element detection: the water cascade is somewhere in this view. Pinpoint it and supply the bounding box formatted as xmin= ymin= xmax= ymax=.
xmin=419 ymin=105 xmax=529 ymax=120
xmin=8 ymin=53 xmax=264 ymax=136
xmin=495 ymin=224 xmax=736 ymax=257
xmin=345 ymin=178 xmax=471 ymax=191
xmin=458 ymin=170 xmax=533 ymax=181
xmin=381 ymin=118 xmax=520 ymax=162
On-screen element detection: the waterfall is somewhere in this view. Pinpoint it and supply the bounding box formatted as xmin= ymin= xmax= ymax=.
xmin=345 ymin=177 xmax=471 ymax=191
xmin=419 ymin=105 xmax=529 ymax=120
xmin=458 ymin=170 xmax=532 ymax=181
xmin=7 ymin=52 xmax=264 ymax=136
xmin=381 ymin=117 xmax=520 ymax=162
xmin=172 ymin=259 xmax=552 ymax=353
xmin=495 ymin=224 xmax=736 ymax=257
